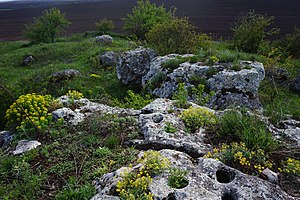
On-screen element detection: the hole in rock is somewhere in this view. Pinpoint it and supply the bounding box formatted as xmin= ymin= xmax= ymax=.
xmin=163 ymin=193 xmax=176 ymax=200
xmin=216 ymin=168 xmax=235 ymax=183
xmin=221 ymin=192 xmax=236 ymax=200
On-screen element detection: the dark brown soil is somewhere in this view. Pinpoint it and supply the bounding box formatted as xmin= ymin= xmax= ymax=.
xmin=0 ymin=0 xmax=300 ymax=41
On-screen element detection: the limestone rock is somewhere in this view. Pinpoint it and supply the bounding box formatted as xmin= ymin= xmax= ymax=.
xmin=95 ymin=35 xmax=113 ymax=44
xmin=22 ymin=55 xmax=34 ymax=66
xmin=13 ymin=140 xmax=41 ymax=155
xmin=94 ymin=149 xmax=295 ymax=200
xmin=99 ymin=51 xmax=119 ymax=67
xmin=52 ymin=107 xmax=85 ymax=126
xmin=116 ymin=47 xmax=156 ymax=85
xmin=49 ymin=69 xmax=82 ymax=83
xmin=0 ymin=131 xmax=14 ymax=148
xmin=129 ymin=98 xmax=212 ymax=157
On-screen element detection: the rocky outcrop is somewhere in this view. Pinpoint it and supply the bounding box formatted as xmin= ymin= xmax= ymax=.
xmin=129 ymin=98 xmax=212 ymax=157
xmin=99 ymin=51 xmax=119 ymax=67
xmin=116 ymin=47 xmax=156 ymax=85
xmin=52 ymin=97 xmax=140 ymax=126
xmin=95 ymin=35 xmax=113 ymax=44
xmin=93 ymin=149 xmax=295 ymax=200
xmin=12 ymin=140 xmax=41 ymax=155
xmin=49 ymin=69 xmax=82 ymax=83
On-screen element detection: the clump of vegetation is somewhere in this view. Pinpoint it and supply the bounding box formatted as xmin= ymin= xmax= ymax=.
xmin=161 ymin=57 xmax=189 ymax=71
xmin=146 ymin=18 xmax=202 ymax=55
xmin=5 ymin=93 xmax=53 ymax=132
xmin=232 ymin=10 xmax=278 ymax=53
xmin=279 ymin=158 xmax=300 ymax=176
xmin=146 ymin=71 xmax=167 ymax=90
xmin=216 ymin=110 xmax=277 ymax=152
xmin=124 ymin=0 xmax=172 ymax=40
xmin=278 ymin=27 xmax=300 ymax=58
xmin=95 ymin=18 xmax=115 ymax=34
xmin=180 ymin=106 xmax=216 ymax=133
xmin=191 ymin=84 xmax=215 ymax=106
xmin=116 ymin=151 xmax=170 ymax=199
xmin=115 ymin=90 xmax=153 ymax=110
xmin=23 ymin=8 xmax=71 ymax=43
xmin=168 ymin=168 xmax=189 ymax=189
xmin=164 ymin=122 xmax=177 ymax=133
xmin=173 ymin=83 xmax=190 ymax=109
xmin=205 ymin=55 xmax=219 ymax=66
xmin=66 ymin=90 xmax=84 ymax=100
xmin=204 ymin=142 xmax=273 ymax=175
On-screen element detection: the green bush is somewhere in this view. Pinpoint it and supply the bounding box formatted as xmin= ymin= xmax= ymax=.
xmin=216 ymin=110 xmax=277 ymax=152
xmin=95 ymin=18 xmax=115 ymax=34
xmin=124 ymin=0 xmax=172 ymax=40
xmin=164 ymin=122 xmax=177 ymax=133
xmin=23 ymin=8 xmax=71 ymax=43
xmin=173 ymin=83 xmax=190 ymax=109
xmin=279 ymin=27 xmax=300 ymax=58
xmin=116 ymin=90 xmax=153 ymax=110
xmin=168 ymin=168 xmax=189 ymax=189
xmin=232 ymin=10 xmax=278 ymax=53
xmin=161 ymin=57 xmax=189 ymax=71
xmin=146 ymin=18 xmax=202 ymax=55
xmin=180 ymin=106 xmax=216 ymax=133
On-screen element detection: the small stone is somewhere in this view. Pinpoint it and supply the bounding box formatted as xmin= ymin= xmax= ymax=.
xmin=95 ymin=35 xmax=113 ymax=44
xmin=261 ymin=168 xmax=278 ymax=184
xmin=13 ymin=140 xmax=41 ymax=155
xmin=22 ymin=55 xmax=34 ymax=66
xmin=0 ymin=131 xmax=14 ymax=148
xmin=49 ymin=69 xmax=82 ymax=83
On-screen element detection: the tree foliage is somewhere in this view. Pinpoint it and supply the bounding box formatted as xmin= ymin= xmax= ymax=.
xmin=23 ymin=8 xmax=71 ymax=43
xmin=146 ymin=18 xmax=201 ymax=55
xmin=232 ymin=10 xmax=278 ymax=53
xmin=95 ymin=18 xmax=115 ymax=34
xmin=123 ymin=0 xmax=173 ymax=40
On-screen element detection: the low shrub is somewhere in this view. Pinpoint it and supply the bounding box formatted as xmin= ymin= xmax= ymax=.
xmin=5 ymin=93 xmax=53 ymax=132
xmin=116 ymin=90 xmax=153 ymax=110
xmin=204 ymin=142 xmax=273 ymax=175
xmin=164 ymin=122 xmax=177 ymax=133
xmin=180 ymin=106 xmax=216 ymax=133
xmin=146 ymin=18 xmax=202 ymax=55
xmin=173 ymin=83 xmax=190 ymax=109
xmin=232 ymin=10 xmax=278 ymax=53
xmin=161 ymin=57 xmax=189 ymax=71
xmin=205 ymin=55 xmax=219 ymax=66
xmin=278 ymin=27 xmax=300 ymax=58
xmin=95 ymin=18 xmax=115 ymax=34
xmin=168 ymin=168 xmax=189 ymax=189
xmin=191 ymin=84 xmax=215 ymax=106
xmin=124 ymin=0 xmax=172 ymax=40
xmin=216 ymin=110 xmax=277 ymax=152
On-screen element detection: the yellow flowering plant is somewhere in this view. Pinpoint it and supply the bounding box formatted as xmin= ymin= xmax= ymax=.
xmin=279 ymin=158 xmax=300 ymax=176
xmin=204 ymin=142 xmax=273 ymax=175
xmin=116 ymin=151 xmax=170 ymax=200
xmin=66 ymin=90 xmax=83 ymax=100
xmin=90 ymin=73 xmax=101 ymax=79
xmin=180 ymin=106 xmax=216 ymax=133
xmin=5 ymin=93 xmax=53 ymax=131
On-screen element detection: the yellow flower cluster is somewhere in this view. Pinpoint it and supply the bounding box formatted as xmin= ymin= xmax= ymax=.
xmin=90 ymin=73 xmax=101 ymax=79
xmin=137 ymin=150 xmax=170 ymax=176
xmin=66 ymin=90 xmax=84 ymax=100
xmin=180 ymin=106 xmax=216 ymax=132
xmin=5 ymin=93 xmax=53 ymax=131
xmin=116 ymin=151 xmax=170 ymax=200
xmin=280 ymin=158 xmax=300 ymax=176
xmin=204 ymin=142 xmax=273 ymax=175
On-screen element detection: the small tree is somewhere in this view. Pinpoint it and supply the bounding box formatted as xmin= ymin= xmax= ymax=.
xmin=124 ymin=0 xmax=173 ymax=40
xmin=95 ymin=18 xmax=115 ymax=34
xmin=23 ymin=8 xmax=71 ymax=43
xmin=146 ymin=18 xmax=201 ymax=55
xmin=232 ymin=10 xmax=278 ymax=53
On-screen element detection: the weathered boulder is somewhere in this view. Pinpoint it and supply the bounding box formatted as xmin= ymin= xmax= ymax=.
xmin=22 ymin=55 xmax=35 ymax=66
xmin=0 ymin=131 xmax=14 ymax=148
xmin=129 ymin=98 xmax=212 ymax=157
xmin=49 ymin=69 xmax=82 ymax=83
xmin=116 ymin=47 xmax=156 ymax=85
xmin=290 ymin=75 xmax=300 ymax=95
xmin=13 ymin=140 xmax=41 ymax=155
xmin=52 ymin=107 xmax=85 ymax=126
xmin=99 ymin=51 xmax=119 ymax=67
xmin=95 ymin=35 xmax=113 ymax=44
xmin=142 ymin=56 xmax=264 ymax=110
xmin=94 ymin=149 xmax=295 ymax=200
